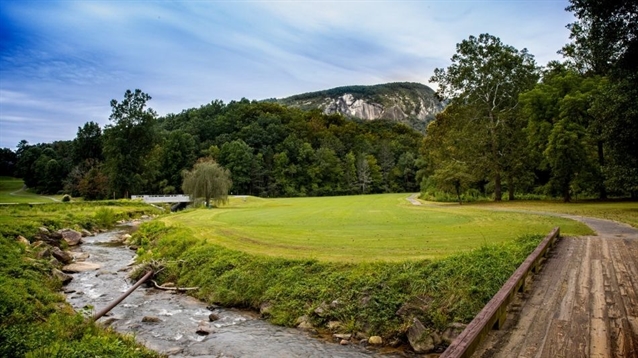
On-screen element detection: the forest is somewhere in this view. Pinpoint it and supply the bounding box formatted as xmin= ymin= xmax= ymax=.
xmin=1 ymin=0 xmax=636 ymax=202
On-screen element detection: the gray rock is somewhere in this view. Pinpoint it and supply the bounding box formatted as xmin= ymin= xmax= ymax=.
xmin=142 ymin=316 xmax=161 ymax=323
xmin=314 ymin=302 xmax=329 ymax=317
xmin=208 ymin=313 xmax=220 ymax=321
xmin=72 ymin=252 xmax=90 ymax=261
xmin=80 ymin=229 xmax=92 ymax=237
xmin=407 ymin=317 xmax=440 ymax=353
xmin=52 ymin=268 xmax=73 ymax=285
xmin=51 ymin=247 xmax=73 ymax=264
xmin=340 ymin=339 xmax=350 ymax=345
xmin=333 ymin=333 xmax=352 ymax=340
xmin=259 ymin=302 xmax=272 ymax=315
xmin=39 ymin=227 xmax=50 ymax=234
xmin=441 ymin=322 xmax=467 ymax=344
xmin=37 ymin=247 xmax=52 ymax=259
xmin=62 ymin=261 xmax=101 ymax=273
xmin=296 ymin=315 xmax=313 ymax=330
xmin=60 ymin=229 xmax=83 ymax=246
xmin=16 ymin=235 xmax=30 ymax=246
xmin=196 ymin=320 xmax=213 ymax=335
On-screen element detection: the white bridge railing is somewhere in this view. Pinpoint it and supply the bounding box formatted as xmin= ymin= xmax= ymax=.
xmin=131 ymin=194 xmax=192 ymax=203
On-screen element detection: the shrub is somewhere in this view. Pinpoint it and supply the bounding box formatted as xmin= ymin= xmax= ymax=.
xmin=62 ymin=194 xmax=71 ymax=202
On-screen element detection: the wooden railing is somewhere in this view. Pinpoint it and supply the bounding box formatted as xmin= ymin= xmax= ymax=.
xmin=440 ymin=227 xmax=561 ymax=358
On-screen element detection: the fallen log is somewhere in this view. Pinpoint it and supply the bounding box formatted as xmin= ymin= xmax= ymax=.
xmin=151 ymin=279 xmax=199 ymax=291
xmin=91 ymin=270 xmax=153 ymax=321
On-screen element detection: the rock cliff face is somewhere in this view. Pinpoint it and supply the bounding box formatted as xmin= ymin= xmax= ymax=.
xmin=275 ymin=82 xmax=444 ymax=132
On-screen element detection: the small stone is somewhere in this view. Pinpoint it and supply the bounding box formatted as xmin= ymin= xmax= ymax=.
xmin=37 ymin=247 xmax=52 ymax=259
xmin=259 ymin=302 xmax=272 ymax=315
xmin=51 ymin=247 xmax=73 ymax=264
xmin=208 ymin=313 xmax=220 ymax=321
xmin=52 ymin=268 xmax=73 ymax=285
xmin=327 ymin=321 xmax=342 ymax=330
xmin=16 ymin=235 xmax=30 ymax=246
xmin=142 ymin=316 xmax=161 ymax=323
xmin=196 ymin=320 xmax=212 ymax=335
xmin=72 ymin=252 xmax=90 ymax=261
xmin=407 ymin=317 xmax=440 ymax=353
xmin=129 ymin=245 xmax=138 ymax=251
xmin=355 ymin=331 xmax=368 ymax=340
xmin=31 ymin=241 xmax=45 ymax=248
xmin=60 ymin=229 xmax=83 ymax=246
xmin=442 ymin=322 xmax=467 ymax=344
xmin=121 ymin=233 xmax=132 ymax=241
xmin=39 ymin=227 xmax=50 ymax=234
xmin=368 ymin=336 xmax=383 ymax=345
xmin=80 ymin=229 xmax=92 ymax=237
xmin=333 ymin=333 xmax=352 ymax=340
xmin=101 ymin=317 xmax=121 ymax=326
xmin=314 ymin=302 xmax=329 ymax=317
xmin=340 ymin=339 xmax=350 ymax=345
xmin=62 ymin=261 xmax=101 ymax=273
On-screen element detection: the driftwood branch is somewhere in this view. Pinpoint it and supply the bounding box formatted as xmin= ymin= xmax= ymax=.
xmin=151 ymin=279 xmax=199 ymax=291
xmin=91 ymin=270 xmax=153 ymax=321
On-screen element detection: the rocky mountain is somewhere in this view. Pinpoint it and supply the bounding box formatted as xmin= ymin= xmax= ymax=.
xmin=273 ymin=82 xmax=444 ymax=132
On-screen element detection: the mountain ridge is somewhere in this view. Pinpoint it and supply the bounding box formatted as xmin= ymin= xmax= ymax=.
xmin=271 ymin=82 xmax=444 ymax=132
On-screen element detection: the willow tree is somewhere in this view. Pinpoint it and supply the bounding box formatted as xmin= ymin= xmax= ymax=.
xmin=430 ymin=34 xmax=539 ymax=200
xmin=182 ymin=159 xmax=232 ymax=208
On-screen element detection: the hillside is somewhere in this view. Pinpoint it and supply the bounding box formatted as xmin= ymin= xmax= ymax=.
xmin=273 ymin=82 xmax=444 ymax=132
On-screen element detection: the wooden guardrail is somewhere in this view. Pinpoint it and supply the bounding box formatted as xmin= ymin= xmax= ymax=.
xmin=440 ymin=227 xmax=561 ymax=358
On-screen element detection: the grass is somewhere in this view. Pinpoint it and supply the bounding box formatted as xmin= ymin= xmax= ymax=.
xmin=0 ymin=201 xmax=162 ymax=357
xmin=0 ymin=176 xmax=66 ymax=204
xmin=466 ymin=200 xmax=638 ymax=229
xmin=160 ymin=193 xmax=592 ymax=262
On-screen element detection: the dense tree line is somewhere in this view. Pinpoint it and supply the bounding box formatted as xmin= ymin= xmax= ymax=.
xmin=420 ymin=0 xmax=637 ymax=202
xmin=4 ymin=92 xmax=422 ymax=199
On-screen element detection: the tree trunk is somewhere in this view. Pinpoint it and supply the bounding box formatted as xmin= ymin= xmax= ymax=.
xmin=494 ymin=172 xmax=502 ymax=201
xmin=597 ymin=140 xmax=607 ymax=199
xmin=507 ymin=176 xmax=515 ymax=201
xmin=562 ymin=183 xmax=571 ymax=203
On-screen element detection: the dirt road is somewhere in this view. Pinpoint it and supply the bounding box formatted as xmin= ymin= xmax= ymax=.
xmin=475 ymin=216 xmax=638 ymax=358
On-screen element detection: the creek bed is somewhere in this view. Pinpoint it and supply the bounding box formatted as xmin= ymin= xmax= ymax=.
xmin=63 ymin=227 xmax=402 ymax=357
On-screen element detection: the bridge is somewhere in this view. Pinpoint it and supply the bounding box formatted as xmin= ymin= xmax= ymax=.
xmin=131 ymin=194 xmax=192 ymax=203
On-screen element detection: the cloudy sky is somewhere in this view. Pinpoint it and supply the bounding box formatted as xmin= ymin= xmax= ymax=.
xmin=0 ymin=0 xmax=574 ymax=149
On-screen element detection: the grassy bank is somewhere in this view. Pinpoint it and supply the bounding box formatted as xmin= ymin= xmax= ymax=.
xmin=132 ymin=220 xmax=545 ymax=341
xmin=0 ymin=201 xmax=162 ymax=357
xmin=160 ymin=194 xmax=591 ymax=262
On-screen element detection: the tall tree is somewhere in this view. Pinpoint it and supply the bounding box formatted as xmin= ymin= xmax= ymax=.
xmin=103 ymin=89 xmax=158 ymax=198
xmin=182 ymin=159 xmax=232 ymax=208
xmin=73 ymin=121 xmax=103 ymax=165
xmin=430 ymin=33 xmax=539 ymax=200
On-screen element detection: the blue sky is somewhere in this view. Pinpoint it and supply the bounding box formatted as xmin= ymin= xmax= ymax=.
xmin=0 ymin=0 xmax=574 ymax=149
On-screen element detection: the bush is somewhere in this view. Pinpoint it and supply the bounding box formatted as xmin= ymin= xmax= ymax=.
xmin=62 ymin=194 xmax=71 ymax=202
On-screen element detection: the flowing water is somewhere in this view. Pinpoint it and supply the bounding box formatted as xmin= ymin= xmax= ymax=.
xmin=64 ymin=227 xmax=404 ymax=358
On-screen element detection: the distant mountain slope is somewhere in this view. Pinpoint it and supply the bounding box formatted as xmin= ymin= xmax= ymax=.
xmin=273 ymin=82 xmax=444 ymax=132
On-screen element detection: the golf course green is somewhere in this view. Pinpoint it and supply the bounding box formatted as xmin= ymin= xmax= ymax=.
xmin=161 ymin=193 xmax=592 ymax=262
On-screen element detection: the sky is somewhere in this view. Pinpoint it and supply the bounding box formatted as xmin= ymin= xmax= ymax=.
xmin=0 ymin=0 xmax=575 ymax=149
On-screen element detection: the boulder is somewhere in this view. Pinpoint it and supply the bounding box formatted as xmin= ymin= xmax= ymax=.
xmin=16 ymin=235 xmax=30 ymax=246
xmin=51 ymin=247 xmax=73 ymax=264
xmin=340 ymin=339 xmax=350 ymax=345
xmin=80 ymin=229 xmax=93 ymax=237
xmin=368 ymin=336 xmax=383 ymax=345
xmin=72 ymin=252 xmax=90 ymax=261
xmin=34 ymin=229 xmax=62 ymax=247
xmin=60 ymin=229 xmax=83 ymax=246
xmin=441 ymin=322 xmax=467 ymax=344
xmin=52 ymin=268 xmax=73 ymax=285
xmin=196 ymin=320 xmax=213 ymax=335
xmin=296 ymin=315 xmax=313 ymax=330
xmin=208 ymin=313 xmax=220 ymax=322
xmin=62 ymin=262 xmax=101 ymax=273
xmin=407 ymin=317 xmax=441 ymax=353
xmin=259 ymin=302 xmax=272 ymax=316
xmin=142 ymin=316 xmax=161 ymax=323
xmin=37 ymin=247 xmax=52 ymax=259
xmin=314 ymin=302 xmax=329 ymax=317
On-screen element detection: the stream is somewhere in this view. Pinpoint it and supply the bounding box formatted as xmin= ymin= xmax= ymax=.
xmin=63 ymin=226 xmax=404 ymax=358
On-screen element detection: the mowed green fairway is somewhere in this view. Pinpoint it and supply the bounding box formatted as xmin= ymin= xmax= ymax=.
xmin=162 ymin=193 xmax=592 ymax=262
xmin=0 ymin=177 xmax=64 ymax=203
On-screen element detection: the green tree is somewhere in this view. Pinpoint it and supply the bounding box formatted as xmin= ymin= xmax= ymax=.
xmin=430 ymin=33 xmax=539 ymax=200
xmin=219 ymin=139 xmax=254 ymax=195
xmin=73 ymin=121 xmax=103 ymax=165
xmin=182 ymin=159 xmax=232 ymax=208
xmin=159 ymin=130 xmax=197 ymax=192
xmin=431 ymin=161 xmax=473 ymax=204
xmin=103 ymin=89 xmax=158 ymax=198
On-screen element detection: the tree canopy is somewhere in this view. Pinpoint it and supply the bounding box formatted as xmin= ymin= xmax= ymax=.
xmin=182 ymin=159 xmax=232 ymax=208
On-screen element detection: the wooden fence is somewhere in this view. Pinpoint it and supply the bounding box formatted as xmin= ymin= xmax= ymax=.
xmin=440 ymin=226 xmax=561 ymax=358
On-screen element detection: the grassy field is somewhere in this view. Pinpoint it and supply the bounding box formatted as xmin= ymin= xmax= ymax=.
xmin=0 ymin=176 xmax=65 ymax=203
xmin=466 ymin=200 xmax=638 ymax=229
xmin=161 ymin=193 xmax=592 ymax=262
